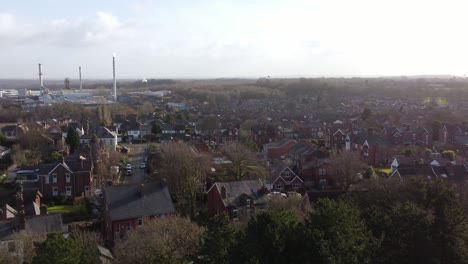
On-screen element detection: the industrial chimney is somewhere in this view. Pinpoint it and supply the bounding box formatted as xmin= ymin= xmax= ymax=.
xmin=79 ymin=66 xmax=82 ymax=90
xmin=38 ymin=63 xmax=44 ymax=88
xmin=112 ymin=54 xmax=117 ymax=102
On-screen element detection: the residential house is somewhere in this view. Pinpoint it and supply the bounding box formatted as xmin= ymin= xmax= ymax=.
xmin=251 ymin=124 xmax=278 ymax=148
xmin=388 ymin=163 xmax=468 ymax=183
xmin=352 ymin=130 xmax=391 ymax=166
xmin=15 ymin=156 xmax=93 ymax=201
xmin=325 ymin=128 xmax=347 ymax=149
xmin=101 ymin=182 xmax=175 ymax=246
xmin=0 ymin=185 xmax=63 ymax=244
xmin=268 ymin=163 xmax=303 ymax=192
xmin=301 ymin=158 xmax=332 ymax=189
xmin=262 ymin=139 xmax=297 ymax=160
xmin=0 ymin=124 xmax=27 ymax=140
xmin=277 ymin=120 xmax=297 ymax=139
xmin=293 ymin=121 xmax=323 ymax=139
xmin=218 ymin=127 xmax=240 ymax=144
xmin=80 ymin=126 xmax=117 ymax=151
xmin=207 ymin=179 xmax=269 ymax=220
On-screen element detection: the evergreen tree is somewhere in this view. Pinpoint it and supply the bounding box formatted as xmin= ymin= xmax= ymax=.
xmin=232 ymin=210 xmax=301 ymax=264
xmin=195 ymin=215 xmax=237 ymax=264
xmin=303 ymin=199 xmax=380 ymax=264
xmin=65 ymin=127 xmax=80 ymax=154
xmin=32 ymin=232 xmax=83 ymax=264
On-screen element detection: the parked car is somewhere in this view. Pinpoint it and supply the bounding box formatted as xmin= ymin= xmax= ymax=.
xmin=126 ymin=164 xmax=132 ymax=170
xmin=139 ymin=163 xmax=146 ymax=169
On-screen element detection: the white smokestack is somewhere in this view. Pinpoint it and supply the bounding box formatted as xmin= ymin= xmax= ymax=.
xmin=79 ymin=66 xmax=82 ymax=90
xmin=38 ymin=63 xmax=43 ymax=88
xmin=112 ymin=54 xmax=117 ymax=102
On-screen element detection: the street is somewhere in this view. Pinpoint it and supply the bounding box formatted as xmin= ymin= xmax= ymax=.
xmin=122 ymin=144 xmax=147 ymax=184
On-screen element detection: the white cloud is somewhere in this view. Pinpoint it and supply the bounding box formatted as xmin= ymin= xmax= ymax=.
xmin=2 ymin=0 xmax=468 ymax=78
xmin=0 ymin=13 xmax=15 ymax=34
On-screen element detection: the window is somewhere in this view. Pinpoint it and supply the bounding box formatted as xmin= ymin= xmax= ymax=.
xmin=66 ymin=186 xmax=72 ymax=196
xmin=45 ymin=175 xmax=49 ymax=184
xmin=282 ymin=170 xmax=291 ymax=177
xmin=116 ymin=224 xmax=120 ymax=233
xmin=65 ymin=173 xmax=71 ymax=183
xmin=246 ymin=199 xmax=251 ymax=208
xmin=127 ymin=223 xmax=131 ymax=230
xmin=292 ymin=182 xmax=301 ymax=189
xmin=319 ymin=168 xmax=327 ymax=176
xmin=52 ymin=187 xmax=58 ymax=196
xmin=319 ymin=179 xmax=327 ymax=186
xmin=232 ymin=209 xmax=238 ymax=220
xmin=274 ymin=184 xmax=283 ymax=190
xmin=137 ymin=218 xmax=143 ymax=226
xmin=85 ymin=186 xmax=90 ymax=194
xmin=52 ymin=173 xmax=57 ymax=183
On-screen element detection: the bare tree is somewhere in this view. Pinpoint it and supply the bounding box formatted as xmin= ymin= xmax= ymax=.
xmin=330 ymin=150 xmax=367 ymax=190
xmin=0 ymin=232 xmax=48 ymax=264
xmin=139 ymin=101 xmax=154 ymax=116
xmin=223 ymin=142 xmax=266 ymax=181
xmin=158 ymin=142 xmax=211 ymax=217
xmin=114 ymin=215 xmax=204 ymax=264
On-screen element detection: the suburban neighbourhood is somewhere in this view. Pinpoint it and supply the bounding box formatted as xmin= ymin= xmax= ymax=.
xmin=1 ymin=76 xmax=468 ymax=262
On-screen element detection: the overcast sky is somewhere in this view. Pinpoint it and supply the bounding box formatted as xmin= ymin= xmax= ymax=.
xmin=1 ymin=0 xmax=468 ymax=79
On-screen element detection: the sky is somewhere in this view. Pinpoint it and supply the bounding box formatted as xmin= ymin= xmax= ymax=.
xmin=1 ymin=0 xmax=468 ymax=79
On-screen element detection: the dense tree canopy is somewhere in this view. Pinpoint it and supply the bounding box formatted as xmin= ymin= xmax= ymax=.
xmin=65 ymin=127 xmax=80 ymax=154
xmin=32 ymin=232 xmax=91 ymax=264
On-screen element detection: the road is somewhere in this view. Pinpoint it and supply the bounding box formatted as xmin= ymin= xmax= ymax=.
xmin=123 ymin=144 xmax=147 ymax=184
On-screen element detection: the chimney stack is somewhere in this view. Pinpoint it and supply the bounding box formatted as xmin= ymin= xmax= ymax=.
xmin=112 ymin=54 xmax=117 ymax=102
xmin=79 ymin=66 xmax=82 ymax=90
xmin=38 ymin=63 xmax=44 ymax=88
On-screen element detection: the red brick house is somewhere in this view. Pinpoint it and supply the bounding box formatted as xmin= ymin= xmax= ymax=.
xmin=325 ymin=128 xmax=347 ymax=149
xmin=0 ymin=124 xmax=27 ymax=140
xmin=262 ymin=139 xmax=297 ymax=160
xmin=15 ymin=156 xmax=93 ymax=201
xmin=268 ymin=163 xmax=303 ymax=192
xmin=299 ymin=158 xmax=333 ymax=188
xmin=101 ymin=182 xmax=175 ymax=246
xmin=292 ymin=121 xmax=323 ymax=139
xmin=251 ymin=124 xmax=279 ymax=149
xmin=207 ymin=179 xmax=268 ymax=220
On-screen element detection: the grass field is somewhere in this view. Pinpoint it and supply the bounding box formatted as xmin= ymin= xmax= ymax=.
xmin=47 ymin=205 xmax=81 ymax=214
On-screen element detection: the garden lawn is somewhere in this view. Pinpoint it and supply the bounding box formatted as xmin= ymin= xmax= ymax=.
xmin=47 ymin=205 xmax=81 ymax=214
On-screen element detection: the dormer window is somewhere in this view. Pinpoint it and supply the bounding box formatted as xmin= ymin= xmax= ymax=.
xmin=246 ymin=199 xmax=251 ymax=208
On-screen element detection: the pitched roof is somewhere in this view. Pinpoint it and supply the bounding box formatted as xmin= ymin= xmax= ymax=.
xmin=25 ymin=214 xmax=63 ymax=234
xmin=104 ymin=182 xmax=175 ymax=221
xmin=0 ymin=214 xmax=63 ymax=240
xmin=208 ymin=179 xmax=267 ymax=207
xmin=263 ymin=139 xmax=296 ymax=149
xmin=81 ymin=126 xmax=116 ymax=139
